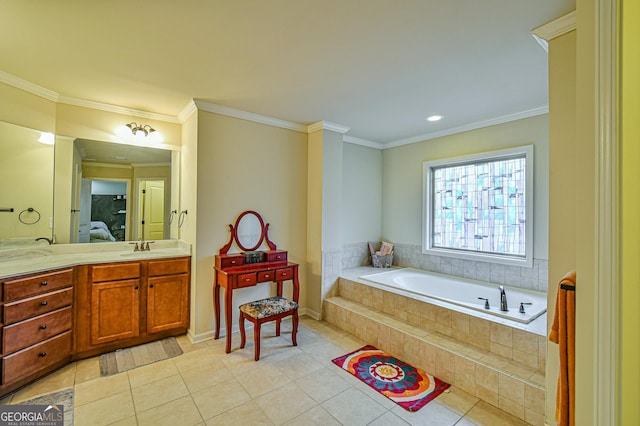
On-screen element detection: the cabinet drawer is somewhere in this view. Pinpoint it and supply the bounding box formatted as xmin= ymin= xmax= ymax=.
xmin=257 ymin=271 xmax=275 ymax=282
xmin=4 ymin=287 xmax=73 ymax=325
xmin=91 ymin=263 xmax=140 ymax=283
xmin=216 ymin=255 xmax=244 ymax=269
xmin=148 ymin=257 xmax=190 ymax=277
xmin=275 ymin=267 xmax=293 ymax=281
xmin=3 ymin=269 xmax=73 ymax=301
xmin=237 ymin=273 xmax=257 ymax=288
xmin=3 ymin=331 xmax=72 ymax=385
xmin=265 ymin=251 xmax=287 ymax=263
xmin=3 ymin=307 xmax=72 ymax=354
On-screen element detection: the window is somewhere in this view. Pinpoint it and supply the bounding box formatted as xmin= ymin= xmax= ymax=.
xmin=423 ymin=145 xmax=534 ymax=267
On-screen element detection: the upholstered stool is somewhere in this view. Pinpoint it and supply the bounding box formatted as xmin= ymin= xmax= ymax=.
xmin=239 ymin=296 xmax=299 ymax=361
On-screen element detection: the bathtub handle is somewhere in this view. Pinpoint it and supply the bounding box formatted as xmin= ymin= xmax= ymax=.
xmin=478 ymin=297 xmax=490 ymax=309
xmin=519 ymin=302 xmax=533 ymax=313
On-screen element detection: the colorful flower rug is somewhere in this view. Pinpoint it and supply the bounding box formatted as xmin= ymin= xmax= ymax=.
xmin=331 ymin=345 xmax=450 ymax=412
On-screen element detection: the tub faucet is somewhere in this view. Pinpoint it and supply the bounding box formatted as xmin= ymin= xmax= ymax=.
xmin=499 ymin=286 xmax=508 ymax=311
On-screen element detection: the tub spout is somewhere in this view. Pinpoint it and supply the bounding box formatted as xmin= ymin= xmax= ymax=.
xmin=499 ymin=286 xmax=508 ymax=311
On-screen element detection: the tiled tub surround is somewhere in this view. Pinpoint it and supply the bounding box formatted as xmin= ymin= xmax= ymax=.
xmin=323 ymin=267 xmax=547 ymax=425
xmin=341 ymin=242 xmax=549 ymax=292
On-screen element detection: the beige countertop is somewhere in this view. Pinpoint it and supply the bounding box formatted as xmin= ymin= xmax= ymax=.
xmin=0 ymin=240 xmax=191 ymax=278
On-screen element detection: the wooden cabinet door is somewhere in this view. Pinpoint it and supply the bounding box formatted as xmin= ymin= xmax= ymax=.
xmin=147 ymin=274 xmax=189 ymax=334
xmin=91 ymin=279 xmax=141 ymax=345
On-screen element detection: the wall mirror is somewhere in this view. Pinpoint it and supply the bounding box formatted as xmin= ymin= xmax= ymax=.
xmin=60 ymin=138 xmax=177 ymax=244
xmin=0 ymin=119 xmax=179 ymax=249
xmin=0 ymin=121 xmax=55 ymax=248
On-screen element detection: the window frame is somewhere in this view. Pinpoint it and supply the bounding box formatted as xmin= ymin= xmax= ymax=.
xmin=422 ymin=145 xmax=534 ymax=268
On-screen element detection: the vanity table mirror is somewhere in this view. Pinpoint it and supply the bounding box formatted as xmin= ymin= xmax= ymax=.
xmin=0 ymin=121 xmax=54 ymax=247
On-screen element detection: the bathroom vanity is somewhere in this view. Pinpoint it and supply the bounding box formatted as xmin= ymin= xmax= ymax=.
xmin=0 ymin=241 xmax=190 ymax=398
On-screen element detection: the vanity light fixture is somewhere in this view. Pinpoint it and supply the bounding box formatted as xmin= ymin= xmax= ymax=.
xmin=425 ymin=115 xmax=444 ymax=122
xmin=125 ymin=122 xmax=156 ymax=137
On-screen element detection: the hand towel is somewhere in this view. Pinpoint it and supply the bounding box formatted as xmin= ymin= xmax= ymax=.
xmin=549 ymin=270 xmax=576 ymax=426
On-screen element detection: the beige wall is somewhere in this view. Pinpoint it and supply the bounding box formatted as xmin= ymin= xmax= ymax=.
xmin=192 ymin=111 xmax=308 ymax=339
xmin=0 ymin=83 xmax=56 ymax=133
xmin=619 ymin=0 xmax=640 ymax=421
xmin=342 ymin=142 xmax=383 ymax=244
xmin=381 ymin=115 xmax=549 ymax=260
xmin=546 ymin=29 xmax=576 ymax=422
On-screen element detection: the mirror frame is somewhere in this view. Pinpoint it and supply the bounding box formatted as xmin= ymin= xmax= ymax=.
xmin=219 ymin=210 xmax=277 ymax=254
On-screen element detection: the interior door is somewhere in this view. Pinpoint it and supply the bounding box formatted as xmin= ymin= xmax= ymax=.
xmin=140 ymin=180 xmax=165 ymax=241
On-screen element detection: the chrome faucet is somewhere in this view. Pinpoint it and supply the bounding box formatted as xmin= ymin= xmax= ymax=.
xmin=499 ymin=286 xmax=508 ymax=311
xmin=35 ymin=237 xmax=53 ymax=245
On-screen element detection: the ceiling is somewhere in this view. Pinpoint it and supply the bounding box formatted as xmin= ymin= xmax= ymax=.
xmin=0 ymin=1 xmax=574 ymax=146
xmin=76 ymin=139 xmax=171 ymax=166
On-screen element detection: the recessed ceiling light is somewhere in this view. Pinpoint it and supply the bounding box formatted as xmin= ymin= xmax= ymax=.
xmin=426 ymin=115 xmax=444 ymax=122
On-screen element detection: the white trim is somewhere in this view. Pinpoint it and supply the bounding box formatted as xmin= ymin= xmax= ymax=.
xmin=531 ymin=11 xmax=577 ymax=42
xmin=187 ymin=329 xmax=215 ymax=344
xmin=422 ymin=145 xmax=534 ymax=268
xmin=531 ymin=34 xmax=549 ymax=53
xmin=58 ymin=96 xmax=179 ymax=123
xmin=343 ymin=135 xmax=384 ymax=149
xmin=594 ymin=0 xmax=617 ymax=424
xmin=194 ymin=99 xmax=308 ymax=133
xmin=0 ymin=70 xmax=59 ymax=102
xmin=299 ymin=307 xmax=321 ymax=321
xmin=82 ymin=162 xmax=132 ymax=169
xmin=307 ymin=120 xmax=351 ymax=134
xmin=177 ymin=100 xmax=198 ymax=123
xmin=130 ymin=162 xmax=171 ymax=168
xmin=385 ymin=106 xmax=548 ymax=149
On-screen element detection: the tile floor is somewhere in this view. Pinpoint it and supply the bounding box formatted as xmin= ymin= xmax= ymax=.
xmin=1 ymin=317 xmax=532 ymax=425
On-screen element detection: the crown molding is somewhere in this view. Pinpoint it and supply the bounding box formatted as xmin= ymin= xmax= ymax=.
xmin=58 ymin=96 xmax=179 ymax=123
xmin=532 ymin=10 xmax=576 ymax=42
xmin=343 ymin=135 xmax=384 ymax=150
xmin=307 ymin=121 xmax=351 ymax=134
xmin=384 ymin=105 xmax=549 ymax=149
xmin=0 ymin=70 xmax=59 ymax=102
xmin=130 ymin=162 xmax=171 ymax=168
xmin=178 ymin=100 xmax=198 ymax=123
xmin=82 ymin=161 xmax=132 ymax=169
xmin=194 ymin=100 xmax=307 ymax=133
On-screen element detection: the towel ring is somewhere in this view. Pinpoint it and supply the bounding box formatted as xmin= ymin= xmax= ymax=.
xmin=169 ymin=209 xmax=177 ymax=225
xmin=178 ymin=210 xmax=188 ymax=228
xmin=18 ymin=207 xmax=41 ymax=225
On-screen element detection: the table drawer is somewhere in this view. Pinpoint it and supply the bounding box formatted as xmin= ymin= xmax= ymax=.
xmin=91 ymin=263 xmax=140 ymax=283
xmin=4 ymin=287 xmax=73 ymax=324
xmin=3 ymin=331 xmax=72 ymax=385
xmin=237 ymin=273 xmax=257 ymax=288
xmin=216 ymin=255 xmax=244 ymax=269
xmin=3 ymin=307 xmax=72 ymax=354
xmin=265 ymin=251 xmax=287 ymax=263
xmin=3 ymin=269 xmax=73 ymax=301
xmin=257 ymin=271 xmax=275 ymax=282
xmin=275 ymin=267 xmax=293 ymax=281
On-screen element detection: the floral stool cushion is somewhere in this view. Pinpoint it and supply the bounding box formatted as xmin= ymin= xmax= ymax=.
xmin=240 ymin=296 xmax=299 ymax=320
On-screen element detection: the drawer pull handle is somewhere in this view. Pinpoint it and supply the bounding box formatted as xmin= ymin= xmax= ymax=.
xmin=41 ymin=281 xmax=48 ymax=286
xmin=39 ymin=352 xmax=47 ymax=357
xmin=150 ymin=284 xmax=154 ymax=288
xmin=40 ymin=324 xmax=47 ymax=330
xmin=41 ymin=301 xmax=48 ymax=306
xmin=231 ymin=260 xmax=237 ymax=264
xmin=135 ymin=286 xmax=139 ymax=290
xmin=245 ymin=278 xmax=251 ymax=282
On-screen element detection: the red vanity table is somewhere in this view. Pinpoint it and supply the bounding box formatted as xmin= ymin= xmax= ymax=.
xmin=213 ymin=211 xmax=300 ymax=354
